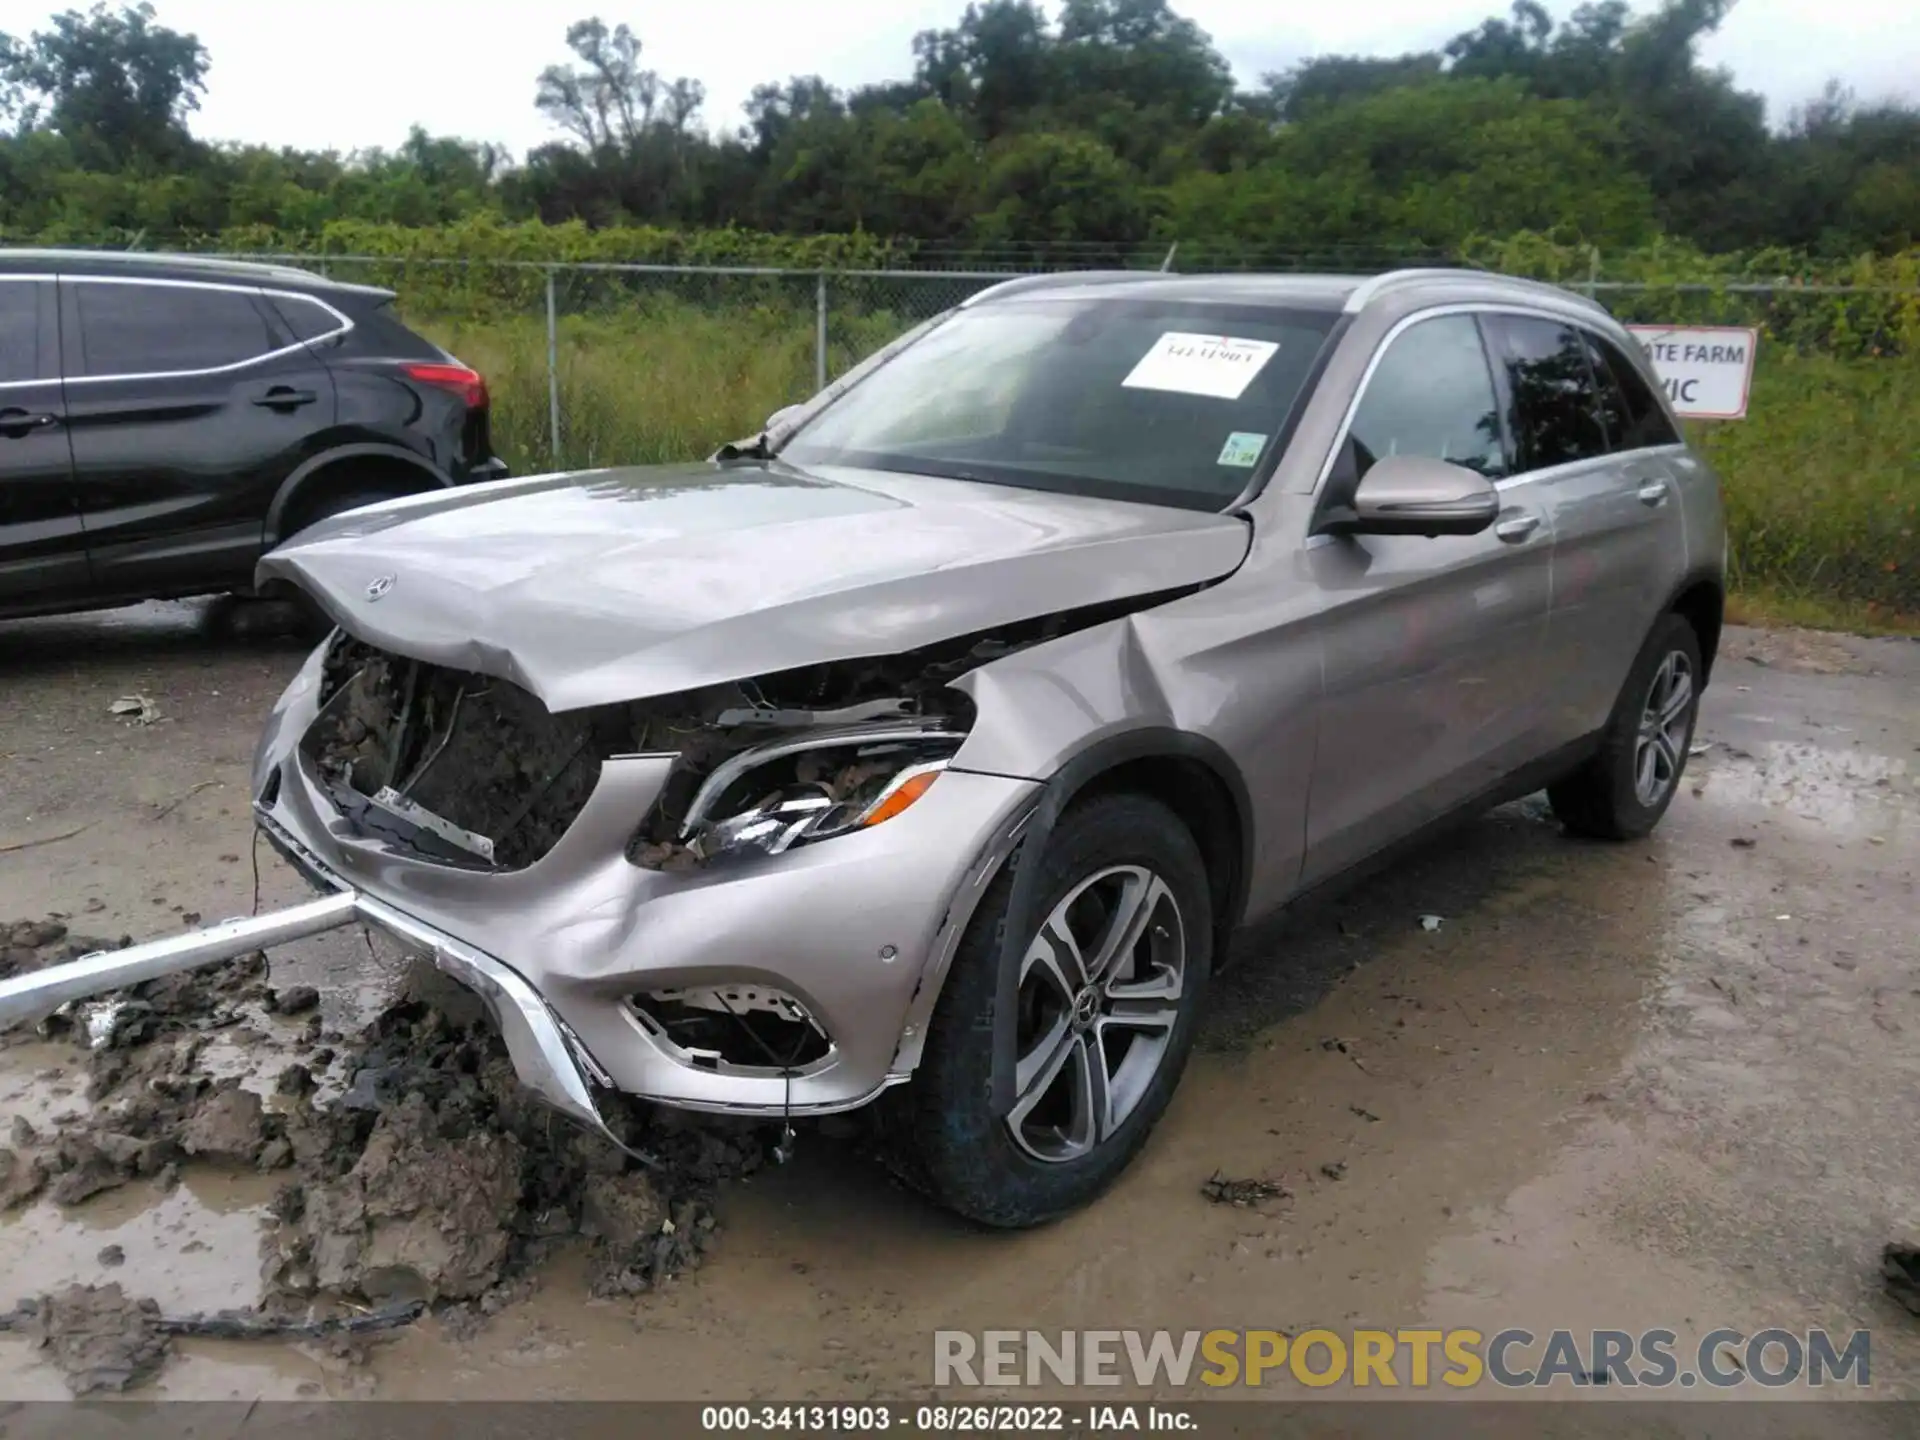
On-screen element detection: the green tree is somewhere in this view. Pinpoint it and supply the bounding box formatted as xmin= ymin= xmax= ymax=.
xmin=976 ymin=129 xmax=1149 ymax=246
xmin=1259 ymin=53 xmax=1442 ymax=121
xmin=913 ymin=0 xmax=1053 ymax=140
xmin=0 ymin=2 xmax=206 ymax=169
xmin=1161 ymin=77 xmax=1658 ymax=253
xmin=1444 ymin=0 xmax=1771 ymax=247
xmin=522 ymin=16 xmax=715 ymax=225
xmin=2 ymin=1 xmax=1917 ymax=258
xmin=1768 ymin=87 xmax=1920 ymax=251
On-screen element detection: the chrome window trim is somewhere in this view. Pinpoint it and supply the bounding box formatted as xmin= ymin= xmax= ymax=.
xmin=1311 ymin=301 xmax=1681 ymax=499
xmin=0 ymin=272 xmax=353 ymax=391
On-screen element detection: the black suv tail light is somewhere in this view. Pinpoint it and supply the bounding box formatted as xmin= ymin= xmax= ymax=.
xmin=403 ymin=362 xmax=489 ymax=410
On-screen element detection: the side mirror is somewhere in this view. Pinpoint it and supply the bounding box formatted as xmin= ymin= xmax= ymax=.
xmin=1318 ymin=453 xmax=1500 ymax=538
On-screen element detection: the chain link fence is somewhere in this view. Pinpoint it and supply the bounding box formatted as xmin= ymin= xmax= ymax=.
xmin=217 ymin=252 xmax=1911 ymax=467
xmin=270 ymin=256 xmax=1011 ymax=470
xmin=209 ymin=250 xmax=1915 ymax=614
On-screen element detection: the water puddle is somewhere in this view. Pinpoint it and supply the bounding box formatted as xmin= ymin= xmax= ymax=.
xmin=0 ymin=1169 xmax=277 ymax=1314
xmin=1691 ymin=740 xmax=1912 ymax=837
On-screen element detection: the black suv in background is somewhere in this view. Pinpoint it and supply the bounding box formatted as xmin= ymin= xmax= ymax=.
xmin=0 ymin=250 xmax=507 ymax=619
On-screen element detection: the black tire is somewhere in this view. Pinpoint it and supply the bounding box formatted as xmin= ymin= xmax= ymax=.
xmin=1548 ymin=611 xmax=1704 ymax=840
xmin=884 ymin=792 xmax=1213 ymax=1228
xmin=280 ymin=484 xmax=413 ymax=543
xmin=269 ymin=485 xmax=418 ymax=633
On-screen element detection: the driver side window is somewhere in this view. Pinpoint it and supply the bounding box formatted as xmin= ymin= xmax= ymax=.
xmin=1348 ymin=315 xmax=1508 ymax=481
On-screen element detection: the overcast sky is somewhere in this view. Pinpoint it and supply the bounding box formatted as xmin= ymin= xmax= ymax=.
xmin=3 ymin=0 xmax=1916 ymax=156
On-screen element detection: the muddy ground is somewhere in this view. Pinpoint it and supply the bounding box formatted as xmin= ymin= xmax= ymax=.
xmin=1 ymin=598 xmax=1916 ymax=1400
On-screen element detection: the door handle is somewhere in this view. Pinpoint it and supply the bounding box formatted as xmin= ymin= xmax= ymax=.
xmin=1494 ymin=513 xmax=1541 ymax=543
xmin=253 ymin=387 xmax=318 ymax=410
xmin=1637 ymin=479 xmax=1670 ymax=506
xmin=0 ymin=408 xmax=58 ymax=438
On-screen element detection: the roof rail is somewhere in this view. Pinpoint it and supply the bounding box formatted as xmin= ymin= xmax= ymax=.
xmin=1342 ymin=266 xmax=1605 ymax=315
xmin=960 ymin=269 xmax=1149 ymax=308
xmin=0 ymin=247 xmax=325 ymax=285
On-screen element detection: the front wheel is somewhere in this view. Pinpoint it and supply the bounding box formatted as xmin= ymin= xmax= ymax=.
xmin=884 ymin=792 xmax=1212 ymax=1228
xmin=1548 ymin=611 xmax=1703 ymax=840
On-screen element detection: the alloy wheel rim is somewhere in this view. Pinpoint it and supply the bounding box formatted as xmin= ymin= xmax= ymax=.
xmin=1634 ymin=650 xmax=1696 ymax=807
xmin=1006 ymin=864 xmax=1186 ymax=1165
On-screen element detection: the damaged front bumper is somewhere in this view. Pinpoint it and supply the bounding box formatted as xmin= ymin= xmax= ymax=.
xmin=0 ymin=831 xmax=617 ymax=1145
xmin=2 ymin=636 xmax=1044 ymax=1138
xmin=240 ymin=638 xmax=1043 ymax=1120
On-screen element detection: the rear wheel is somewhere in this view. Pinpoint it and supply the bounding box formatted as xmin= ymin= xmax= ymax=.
xmin=279 ymin=482 xmax=417 ymax=544
xmin=885 ymin=792 xmax=1212 ymax=1228
xmin=1548 ymin=611 xmax=1703 ymax=840
xmin=269 ymin=482 xmax=422 ymax=631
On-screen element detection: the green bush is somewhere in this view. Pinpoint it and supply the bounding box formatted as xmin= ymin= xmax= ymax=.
xmin=1466 ymin=233 xmax=1920 ymax=359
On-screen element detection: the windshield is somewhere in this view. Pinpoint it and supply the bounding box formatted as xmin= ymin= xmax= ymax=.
xmin=780 ymin=298 xmax=1339 ymax=510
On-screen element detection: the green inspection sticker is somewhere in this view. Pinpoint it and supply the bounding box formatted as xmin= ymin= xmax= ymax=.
xmin=1217 ymin=432 xmax=1267 ymax=468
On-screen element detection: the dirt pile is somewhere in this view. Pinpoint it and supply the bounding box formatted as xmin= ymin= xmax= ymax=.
xmin=1 ymin=919 xmax=130 ymax=983
xmin=2 ymin=1014 xmax=293 ymax=1212
xmin=260 ymin=1001 xmax=756 ymax=1310
xmin=1 ymin=1285 xmax=171 ymax=1394
xmin=3 ymin=915 xmax=773 ymax=1391
xmin=274 ymin=1090 xmax=523 ymax=1304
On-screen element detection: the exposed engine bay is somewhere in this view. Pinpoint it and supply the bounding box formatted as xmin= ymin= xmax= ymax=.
xmin=299 ymin=593 xmax=1174 ymax=874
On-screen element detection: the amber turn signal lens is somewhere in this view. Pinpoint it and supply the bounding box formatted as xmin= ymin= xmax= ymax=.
xmin=858 ymin=770 xmax=940 ymax=828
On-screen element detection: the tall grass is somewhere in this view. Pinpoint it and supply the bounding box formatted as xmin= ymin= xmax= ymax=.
xmin=422 ymin=306 xmax=812 ymax=469
xmin=419 ymin=301 xmax=901 ymax=470
xmin=1695 ymin=353 xmax=1919 ymax=615
xmin=420 ymin=302 xmax=1919 ymax=618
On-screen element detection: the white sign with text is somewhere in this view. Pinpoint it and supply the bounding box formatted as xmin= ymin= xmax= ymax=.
xmin=1625 ymin=324 xmax=1758 ymax=420
xmin=1122 ymin=332 xmax=1280 ymax=401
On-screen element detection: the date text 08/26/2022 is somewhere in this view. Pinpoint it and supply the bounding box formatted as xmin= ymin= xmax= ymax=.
xmin=701 ymin=1404 xmax=1195 ymax=1432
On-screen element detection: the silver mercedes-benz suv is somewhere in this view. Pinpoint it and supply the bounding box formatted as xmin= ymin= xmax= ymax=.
xmin=1 ymin=268 xmax=1725 ymax=1227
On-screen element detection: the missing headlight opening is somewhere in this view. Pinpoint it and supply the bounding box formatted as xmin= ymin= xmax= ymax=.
xmin=300 ymin=591 xmax=1187 ymax=873
xmin=628 ymin=986 xmax=833 ymax=1072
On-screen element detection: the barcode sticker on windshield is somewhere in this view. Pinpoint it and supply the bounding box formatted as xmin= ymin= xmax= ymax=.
xmin=1217 ymin=432 xmax=1267 ymax=468
xmin=1123 ymin=332 xmax=1280 ymax=401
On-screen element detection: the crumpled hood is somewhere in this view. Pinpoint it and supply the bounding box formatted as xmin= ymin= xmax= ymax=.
xmin=259 ymin=461 xmax=1251 ymax=711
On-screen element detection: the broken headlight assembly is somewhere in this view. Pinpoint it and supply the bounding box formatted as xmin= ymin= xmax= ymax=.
xmin=629 ymin=726 xmax=967 ymax=870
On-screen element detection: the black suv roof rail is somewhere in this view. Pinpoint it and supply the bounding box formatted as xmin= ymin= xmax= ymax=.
xmin=0 ymin=247 xmax=330 ymax=286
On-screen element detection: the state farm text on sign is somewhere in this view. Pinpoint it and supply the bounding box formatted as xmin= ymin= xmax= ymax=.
xmin=1625 ymin=324 xmax=1758 ymax=421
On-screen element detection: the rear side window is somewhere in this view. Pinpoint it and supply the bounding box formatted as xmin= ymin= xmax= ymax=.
xmin=1583 ymin=330 xmax=1681 ymax=450
xmin=267 ymin=293 xmax=347 ymax=345
xmin=69 ymin=281 xmax=277 ymax=377
xmin=1348 ymin=314 xmax=1507 ymax=479
xmin=0 ymin=280 xmax=45 ymax=383
xmin=1489 ymin=315 xmax=1609 ymax=471
xmin=341 ymin=302 xmax=444 ymax=360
